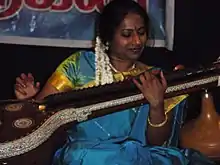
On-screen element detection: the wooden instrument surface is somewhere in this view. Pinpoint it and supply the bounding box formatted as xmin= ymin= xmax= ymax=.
xmin=0 ymin=65 xmax=220 ymax=164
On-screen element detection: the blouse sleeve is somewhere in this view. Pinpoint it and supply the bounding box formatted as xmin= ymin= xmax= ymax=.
xmin=47 ymin=52 xmax=82 ymax=92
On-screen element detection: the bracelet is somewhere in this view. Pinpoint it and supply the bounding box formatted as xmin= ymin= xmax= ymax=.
xmin=148 ymin=113 xmax=168 ymax=128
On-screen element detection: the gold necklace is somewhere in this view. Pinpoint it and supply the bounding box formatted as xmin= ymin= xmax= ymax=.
xmin=109 ymin=63 xmax=136 ymax=73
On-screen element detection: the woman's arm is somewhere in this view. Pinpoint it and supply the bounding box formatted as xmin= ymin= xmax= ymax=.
xmin=34 ymin=82 xmax=62 ymax=100
xmin=15 ymin=53 xmax=80 ymax=101
xmin=146 ymin=105 xmax=172 ymax=145
xmin=15 ymin=72 xmax=73 ymax=101
xmin=133 ymin=69 xmax=171 ymax=146
xmin=35 ymin=71 xmax=74 ymax=100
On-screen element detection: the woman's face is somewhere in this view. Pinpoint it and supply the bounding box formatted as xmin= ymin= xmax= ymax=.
xmin=109 ymin=13 xmax=147 ymax=61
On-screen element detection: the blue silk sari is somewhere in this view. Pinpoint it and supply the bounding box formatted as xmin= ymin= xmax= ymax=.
xmin=48 ymin=51 xmax=214 ymax=165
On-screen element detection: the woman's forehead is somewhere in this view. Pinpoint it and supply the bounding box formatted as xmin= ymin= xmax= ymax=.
xmin=118 ymin=13 xmax=145 ymax=30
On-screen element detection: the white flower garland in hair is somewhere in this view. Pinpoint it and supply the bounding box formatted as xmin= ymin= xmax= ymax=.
xmin=95 ymin=36 xmax=114 ymax=86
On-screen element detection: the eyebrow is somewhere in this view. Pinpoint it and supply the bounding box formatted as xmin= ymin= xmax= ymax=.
xmin=121 ymin=26 xmax=145 ymax=31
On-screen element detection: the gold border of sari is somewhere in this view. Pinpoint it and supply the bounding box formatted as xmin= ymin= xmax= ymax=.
xmin=48 ymin=72 xmax=74 ymax=92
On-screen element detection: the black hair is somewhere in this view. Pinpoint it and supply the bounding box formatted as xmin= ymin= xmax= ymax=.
xmin=96 ymin=0 xmax=149 ymax=45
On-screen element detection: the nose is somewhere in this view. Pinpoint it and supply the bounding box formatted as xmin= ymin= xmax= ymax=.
xmin=132 ymin=33 xmax=141 ymax=46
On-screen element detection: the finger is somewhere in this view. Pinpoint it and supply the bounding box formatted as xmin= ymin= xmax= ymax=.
xmin=25 ymin=80 xmax=34 ymax=87
xmin=146 ymin=73 xmax=161 ymax=90
xmin=144 ymin=71 xmax=152 ymax=81
xmin=173 ymin=64 xmax=185 ymax=71
xmin=35 ymin=82 xmax=40 ymax=89
xmin=15 ymin=83 xmax=24 ymax=89
xmin=15 ymin=90 xmax=27 ymax=100
xmin=15 ymin=84 xmax=27 ymax=95
xmin=21 ymin=73 xmax=28 ymax=80
xmin=160 ymin=71 xmax=167 ymax=89
xmin=149 ymin=72 xmax=157 ymax=80
xmin=139 ymin=74 xmax=147 ymax=84
xmin=151 ymin=69 xmax=160 ymax=75
xmin=145 ymin=72 xmax=158 ymax=85
xmin=27 ymin=73 xmax=34 ymax=82
xmin=16 ymin=77 xmax=26 ymax=87
xmin=139 ymin=74 xmax=152 ymax=90
xmin=133 ymin=78 xmax=144 ymax=92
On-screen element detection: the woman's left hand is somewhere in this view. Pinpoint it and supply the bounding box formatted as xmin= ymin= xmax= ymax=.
xmin=133 ymin=70 xmax=167 ymax=110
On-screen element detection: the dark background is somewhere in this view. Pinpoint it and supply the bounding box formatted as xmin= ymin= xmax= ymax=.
xmin=0 ymin=0 xmax=219 ymax=102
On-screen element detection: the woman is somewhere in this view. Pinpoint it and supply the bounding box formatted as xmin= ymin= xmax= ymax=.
xmin=15 ymin=0 xmax=214 ymax=164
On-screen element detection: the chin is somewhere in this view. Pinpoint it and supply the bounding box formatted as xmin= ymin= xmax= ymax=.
xmin=129 ymin=53 xmax=141 ymax=61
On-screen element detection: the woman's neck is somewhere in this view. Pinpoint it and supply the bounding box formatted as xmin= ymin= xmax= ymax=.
xmin=109 ymin=57 xmax=136 ymax=72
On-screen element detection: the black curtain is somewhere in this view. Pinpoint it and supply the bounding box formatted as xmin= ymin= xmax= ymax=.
xmin=175 ymin=0 xmax=220 ymax=67
xmin=0 ymin=0 xmax=219 ymax=100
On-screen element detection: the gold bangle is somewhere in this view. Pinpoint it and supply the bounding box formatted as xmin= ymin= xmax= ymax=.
xmin=148 ymin=114 xmax=168 ymax=128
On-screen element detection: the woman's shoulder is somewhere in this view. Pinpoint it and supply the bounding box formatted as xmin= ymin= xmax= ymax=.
xmin=56 ymin=50 xmax=95 ymax=72
xmin=65 ymin=50 xmax=95 ymax=62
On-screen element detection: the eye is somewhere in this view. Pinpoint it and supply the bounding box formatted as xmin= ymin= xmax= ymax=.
xmin=138 ymin=28 xmax=146 ymax=36
xmin=121 ymin=30 xmax=132 ymax=38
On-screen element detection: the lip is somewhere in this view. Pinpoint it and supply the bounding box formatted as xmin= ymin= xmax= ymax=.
xmin=130 ymin=47 xmax=143 ymax=54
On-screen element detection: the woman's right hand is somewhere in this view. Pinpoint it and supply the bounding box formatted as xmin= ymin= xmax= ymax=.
xmin=15 ymin=73 xmax=40 ymax=100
